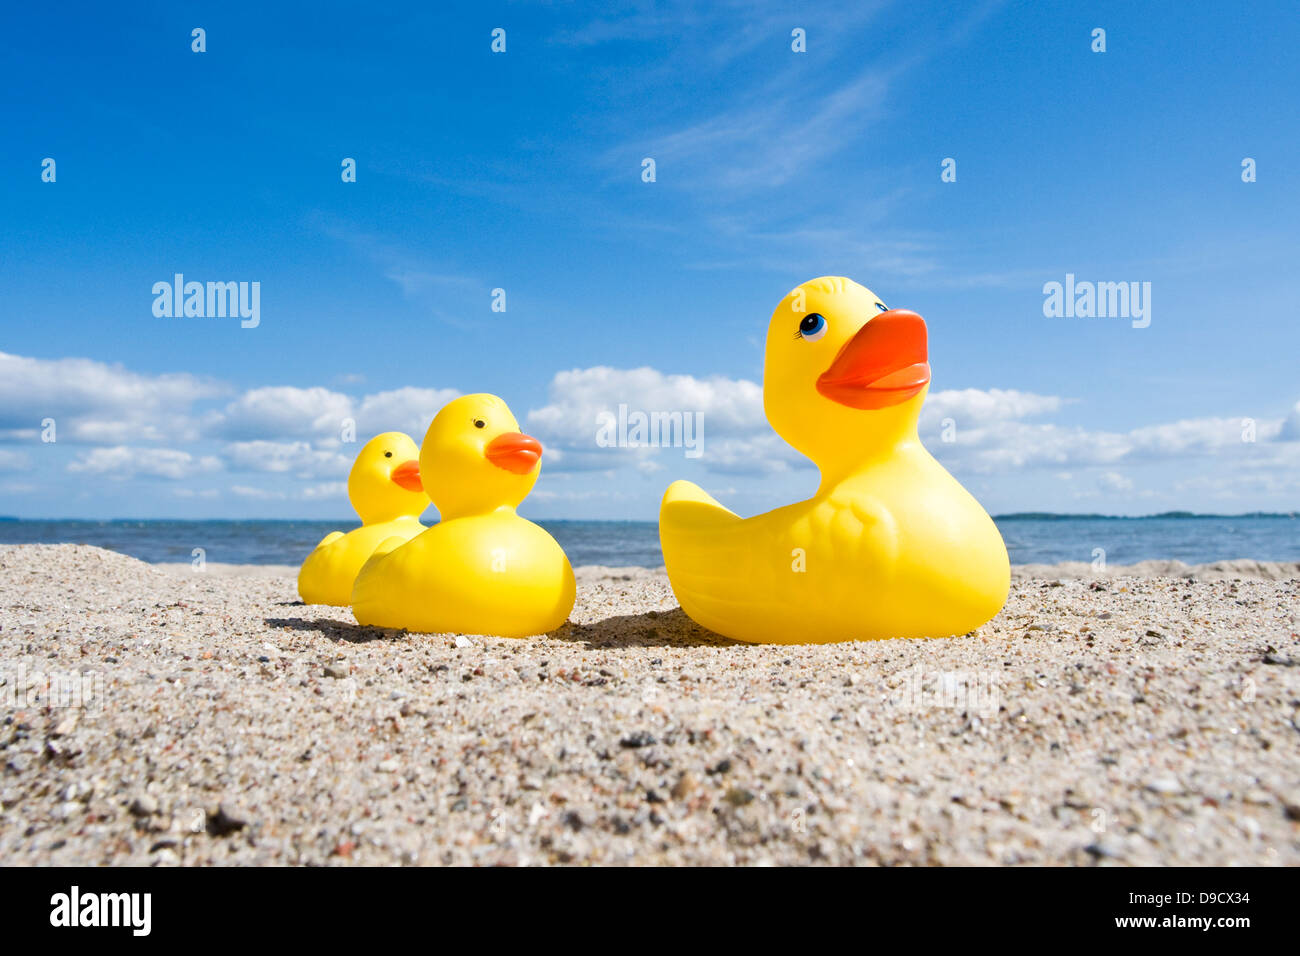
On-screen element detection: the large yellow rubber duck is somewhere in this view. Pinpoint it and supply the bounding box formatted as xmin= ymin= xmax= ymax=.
xmin=351 ymin=394 xmax=575 ymax=637
xmin=659 ymin=276 xmax=1010 ymax=644
xmin=296 ymin=432 xmax=429 ymax=606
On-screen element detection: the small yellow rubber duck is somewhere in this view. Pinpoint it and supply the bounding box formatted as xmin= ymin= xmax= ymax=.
xmin=351 ymin=394 xmax=575 ymax=637
xmin=659 ymin=276 xmax=1010 ymax=644
xmin=296 ymin=432 xmax=429 ymax=606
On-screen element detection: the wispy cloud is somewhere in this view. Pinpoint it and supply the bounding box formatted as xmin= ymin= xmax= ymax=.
xmin=630 ymin=67 xmax=892 ymax=191
xmin=550 ymin=0 xmax=892 ymax=67
xmin=588 ymin=0 xmax=1013 ymax=284
xmin=315 ymin=218 xmax=486 ymax=328
xmin=68 ymin=446 xmax=221 ymax=481
xmin=223 ymin=441 xmax=350 ymax=478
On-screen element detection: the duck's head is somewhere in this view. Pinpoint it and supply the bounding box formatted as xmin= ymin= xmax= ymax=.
xmin=763 ymin=276 xmax=930 ymax=471
xmin=419 ymin=394 xmax=543 ymax=518
xmin=347 ymin=431 xmax=430 ymax=524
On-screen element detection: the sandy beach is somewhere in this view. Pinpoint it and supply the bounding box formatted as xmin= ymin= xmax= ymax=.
xmin=1 ymin=542 xmax=1297 ymax=866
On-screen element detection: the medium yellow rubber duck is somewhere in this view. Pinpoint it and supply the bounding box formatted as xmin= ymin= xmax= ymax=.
xmin=296 ymin=432 xmax=429 ymax=606
xmin=351 ymin=394 xmax=575 ymax=637
xmin=659 ymin=276 xmax=1010 ymax=644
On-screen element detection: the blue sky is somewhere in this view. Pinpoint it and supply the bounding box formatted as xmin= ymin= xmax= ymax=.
xmin=2 ymin=0 xmax=1298 ymax=520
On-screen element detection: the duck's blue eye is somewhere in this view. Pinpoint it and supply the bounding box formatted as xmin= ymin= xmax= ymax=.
xmin=876 ymin=302 xmax=887 ymax=311
xmin=798 ymin=313 xmax=827 ymax=340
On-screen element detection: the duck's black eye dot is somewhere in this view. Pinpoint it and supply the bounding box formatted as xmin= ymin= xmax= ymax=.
xmin=876 ymin=302 xmax=887 ymax=311
xmin=384 ymin=451 xmax=392 ymax=458
xmin=799 ymin=313 xmax=825 ymax=334
xmin=473 ymin=419 xmax=486 ymax=429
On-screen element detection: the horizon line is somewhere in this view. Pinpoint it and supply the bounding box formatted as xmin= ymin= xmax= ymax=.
xmin=1 ymin=511 xmax=1297 ymax=523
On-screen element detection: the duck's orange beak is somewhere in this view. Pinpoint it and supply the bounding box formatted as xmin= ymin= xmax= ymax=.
xmin=485 ymin=432 xmax=543 ymax=474
xmin=389 ymin=459 xmax=423 ymax=492
xmin=816 ymin=309 xmax=931 ymax=409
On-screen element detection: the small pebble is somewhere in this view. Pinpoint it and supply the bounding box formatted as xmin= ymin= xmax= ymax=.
xmin=1146 ymin=778 xmax=1182 ymax=796
xmin=671 ymin=772 xmax=699 ymax=800
xmin=129 ymin=794 xmax=159 ymax=817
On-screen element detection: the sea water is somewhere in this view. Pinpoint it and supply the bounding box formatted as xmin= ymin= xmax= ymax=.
xmin=0 ymin=515 xmax=1295 ymax=568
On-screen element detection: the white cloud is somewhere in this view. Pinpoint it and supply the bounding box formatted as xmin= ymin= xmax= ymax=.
xmin=172 ymin=487 xmax=219 ymax=499
xmin=920 ymin=388 xmax=1064 ymax=427
xmin=224 ymin=440 xmax=350 ymax=478
xmin=355 ymin=387 xmax=461 ymax=439
xmin=528 ymin=369 xmax=1072 ymax=477
xmin=527 ymin=366 xmax=1300 ymax=493
xmin=526 ymin=366 xmax=775 ymax=473
xmin=1097 ymin=471 xmax=1134 ymax=493
xmin=230 ymin=481 xmax=345 ymax=502
xmin=230 ymin=485 xmax=286 ymax=500
xmin=208 ymin=384 xmax=459 ymax=444
xmin=9 ymin=348 xmax=1300 ymax=511
xmin=933 ymin=413 xmax=1297 ymax=476
xmin=301 ymin=482 xmax=347 ymax=501
xmin=0 ymin=449 xmax=30 ymax=471
xmin=68 ymin=446 xmax=221 ymax=480
xmin=1127 ymin=417 xmax=1272 ymax=458
xmin=210 ymin=386 xmax=354 ymax=441
xmin=529 ymin=366 xmax=764 ymax=436
xmin=1282 ymin=401 xmax=1300 ymax=441
xmin=0 ymin=352 xmax=224 ymax=444
xmin=937 ymin=421 xmax=1132 ymax=472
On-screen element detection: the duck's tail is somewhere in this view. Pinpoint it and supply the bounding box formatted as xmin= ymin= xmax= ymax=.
xmin=660 ymin=480 xmax=740 ymax=529
xmin=312 ymin=530 xmax=345 ymax=551
xmin=659 ymin=480 xmax=756 ymax=623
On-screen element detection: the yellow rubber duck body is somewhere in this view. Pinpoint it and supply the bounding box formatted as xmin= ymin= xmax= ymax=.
xmin=297 ymin=431 xmax=430 ymax=606
xmin=659 ymin=276 xmax=1009 ymax=644
xmin=351 ymin=394 xmax=575 ymax=637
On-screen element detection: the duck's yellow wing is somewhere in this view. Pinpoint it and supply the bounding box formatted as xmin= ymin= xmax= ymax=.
xmin=658 ymin=480 xmax=781 ymax=640
xmin=660 ymin=480 xmax=906 ymax=643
